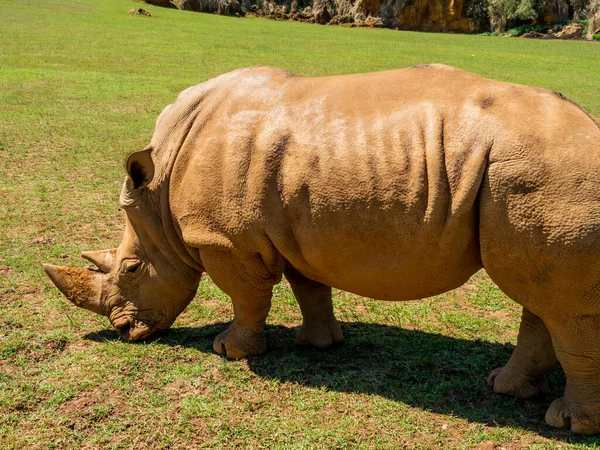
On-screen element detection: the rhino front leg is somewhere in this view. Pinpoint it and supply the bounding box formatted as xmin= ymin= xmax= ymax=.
xmin=202 ymin=250 xmax=276 ymax=359
xmin=284 ymin=266 xmax=344 ymax=348
xmin=488 ymin=308 xmax=558 ymax=398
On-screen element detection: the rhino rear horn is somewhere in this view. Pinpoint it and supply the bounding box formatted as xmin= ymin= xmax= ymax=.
xmin=43 ymin=264 xmax=105 ymax=315
xmin=81 ymin=249 xmax=117 ymax=273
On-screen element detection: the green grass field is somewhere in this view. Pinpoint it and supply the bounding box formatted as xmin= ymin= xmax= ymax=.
xmin=1 ymin=0 xmax=600 ymax=447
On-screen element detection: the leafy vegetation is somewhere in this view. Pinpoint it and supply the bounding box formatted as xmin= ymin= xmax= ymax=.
xmin=476 ymin=19 xmax=593 ymax=37
xmin=1 ymin=0 xmax=600 ymax=448
xmin=488 ymin=0 xmax=541 ymax=29
xmin=504 ymin=23 xmax=552 ymax=36
xmin=486 ymin=0 xmax=595 ymax=31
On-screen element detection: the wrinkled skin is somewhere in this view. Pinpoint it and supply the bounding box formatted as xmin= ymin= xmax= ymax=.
xmin=44 ymin=158 xmax=202 ymax=341
xmin=45 ymin=65 xmax=600 ymax=434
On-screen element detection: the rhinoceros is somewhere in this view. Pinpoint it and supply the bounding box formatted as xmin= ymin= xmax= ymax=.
xmin=44 ymin=64 xmax=600 ymax=434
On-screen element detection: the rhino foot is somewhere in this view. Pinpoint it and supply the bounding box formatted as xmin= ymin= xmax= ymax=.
xmin=213 ymin=323 xmax=267 ymax=359
xmin=487 ymin=366 xmax=549 ymax=399
xmin=545 ymin=397 xmax=600 ymax=435
xmin=295 ymin=320 xmax=344 ymax=348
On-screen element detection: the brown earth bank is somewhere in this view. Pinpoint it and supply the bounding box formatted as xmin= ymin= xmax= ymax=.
xmin=145 ymin=0 xmax=600 ymax=35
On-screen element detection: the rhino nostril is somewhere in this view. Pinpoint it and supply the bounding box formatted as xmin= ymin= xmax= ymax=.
xmin=117 ymin=323 xmax=131 ymax=341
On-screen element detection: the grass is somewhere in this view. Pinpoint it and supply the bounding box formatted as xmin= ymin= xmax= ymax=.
xmin=1 ymin=0 xmax=600 ymax=447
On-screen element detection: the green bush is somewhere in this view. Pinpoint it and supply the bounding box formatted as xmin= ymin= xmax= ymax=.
xmin=465 ymin=0 xmax=491 ymax=28
xmin=486 ymin=0 xmax=598 ymax=32
xmin=487 ymin=0 xmax=547 ymax=32
xmin=593 ymin=33 xmax=600 ymax=39
xmin=505 ymin=23 xmax=549 ymax=36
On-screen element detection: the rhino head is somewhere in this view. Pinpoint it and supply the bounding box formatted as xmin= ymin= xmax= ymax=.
xmin=44 ymin=148 xmax=203 ymax=341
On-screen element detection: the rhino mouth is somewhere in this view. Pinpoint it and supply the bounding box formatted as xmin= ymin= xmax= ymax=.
xmin=112 ymin=316 xmax=153 ymax=342
xmin=116 ymin=321 xmax=133 ymax=341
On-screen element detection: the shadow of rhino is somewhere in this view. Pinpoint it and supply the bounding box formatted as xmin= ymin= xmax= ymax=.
xmin=84 ymin=321 xmax=599 ymax=443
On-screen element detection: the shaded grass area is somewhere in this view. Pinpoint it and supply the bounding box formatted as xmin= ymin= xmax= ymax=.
xmin=1 ymin=0 xmax=600 ymax=447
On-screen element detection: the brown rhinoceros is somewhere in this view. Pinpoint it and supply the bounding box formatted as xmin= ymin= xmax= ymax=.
xmin=44 ymin=64 xmax=600 ymax=434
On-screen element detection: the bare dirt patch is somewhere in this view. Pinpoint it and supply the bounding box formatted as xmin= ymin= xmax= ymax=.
xmin=164 ymin=379 xmax=214 ymax=399
xmin=472 ymin=441 xmax=504 ymax=450
xmin=61 ymin=388 xmax=130 ymax=429
xmin=488 ymin=309 xmax=516 ymax=322
xmin=29 ymin=236 xmax=54 ymax=246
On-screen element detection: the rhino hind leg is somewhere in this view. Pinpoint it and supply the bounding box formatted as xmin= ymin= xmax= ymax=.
xmin=488 ymin=308 xmax=558 ymax=398
xmin=543 ymin=314 xmax=600 ymax=435
xmin=202 ymin=250 xmax=276 ymax=359
xmin=284 ymin=266 xmax=344 ymax=348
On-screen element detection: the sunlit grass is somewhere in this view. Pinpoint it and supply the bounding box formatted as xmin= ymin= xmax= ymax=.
xmin=1 ymin=0 xmax=599 ymax=447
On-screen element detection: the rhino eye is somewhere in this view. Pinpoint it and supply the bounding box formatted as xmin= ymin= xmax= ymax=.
xmin=126 ymin=262 xmax=142 ymax=274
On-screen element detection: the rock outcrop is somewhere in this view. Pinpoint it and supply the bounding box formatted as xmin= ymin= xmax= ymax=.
xmin=589 ymin=10 xmax=600 ymax=39
xmin=171 ymin=0 xmax=244 ymax=15
xmin=399 ymin=0 xmax=476 ymax=32
xmin=129 ymin=7 xmax=152 ymax=15
xmin=144 ymin=0 xmax=172 ymax=6
xmin=149 ymin=0 xmax=600 ymax=35
xmin=520 ymin=21 xmax=586 ymax=39
xmin=552 ymin=21 xmax=585 ymax=39
xmin=295 ymin=0 xmax=477 ymax=31
xmin=165 ymin=0 xmax=481 ymax=31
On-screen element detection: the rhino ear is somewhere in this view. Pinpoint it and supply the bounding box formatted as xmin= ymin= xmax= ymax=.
xmin=126 ymin=148 xmax=154 ymax=190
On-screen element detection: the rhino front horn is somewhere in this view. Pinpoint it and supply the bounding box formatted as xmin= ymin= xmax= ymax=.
xmin=81 ymin=249 xmax=116 ymax=273
xmin=43 ymin=264 xmax=105 ymax=315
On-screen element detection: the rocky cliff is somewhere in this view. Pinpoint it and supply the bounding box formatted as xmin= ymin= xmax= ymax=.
xmin=148 ymin=0 xmax=481 ymax=31
xmin=146 ymin=0 xmax=595 ymax=34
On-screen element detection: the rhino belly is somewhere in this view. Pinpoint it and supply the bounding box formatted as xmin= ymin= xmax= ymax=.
xmin=281 ymin=209 xmax=482 ymax=301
